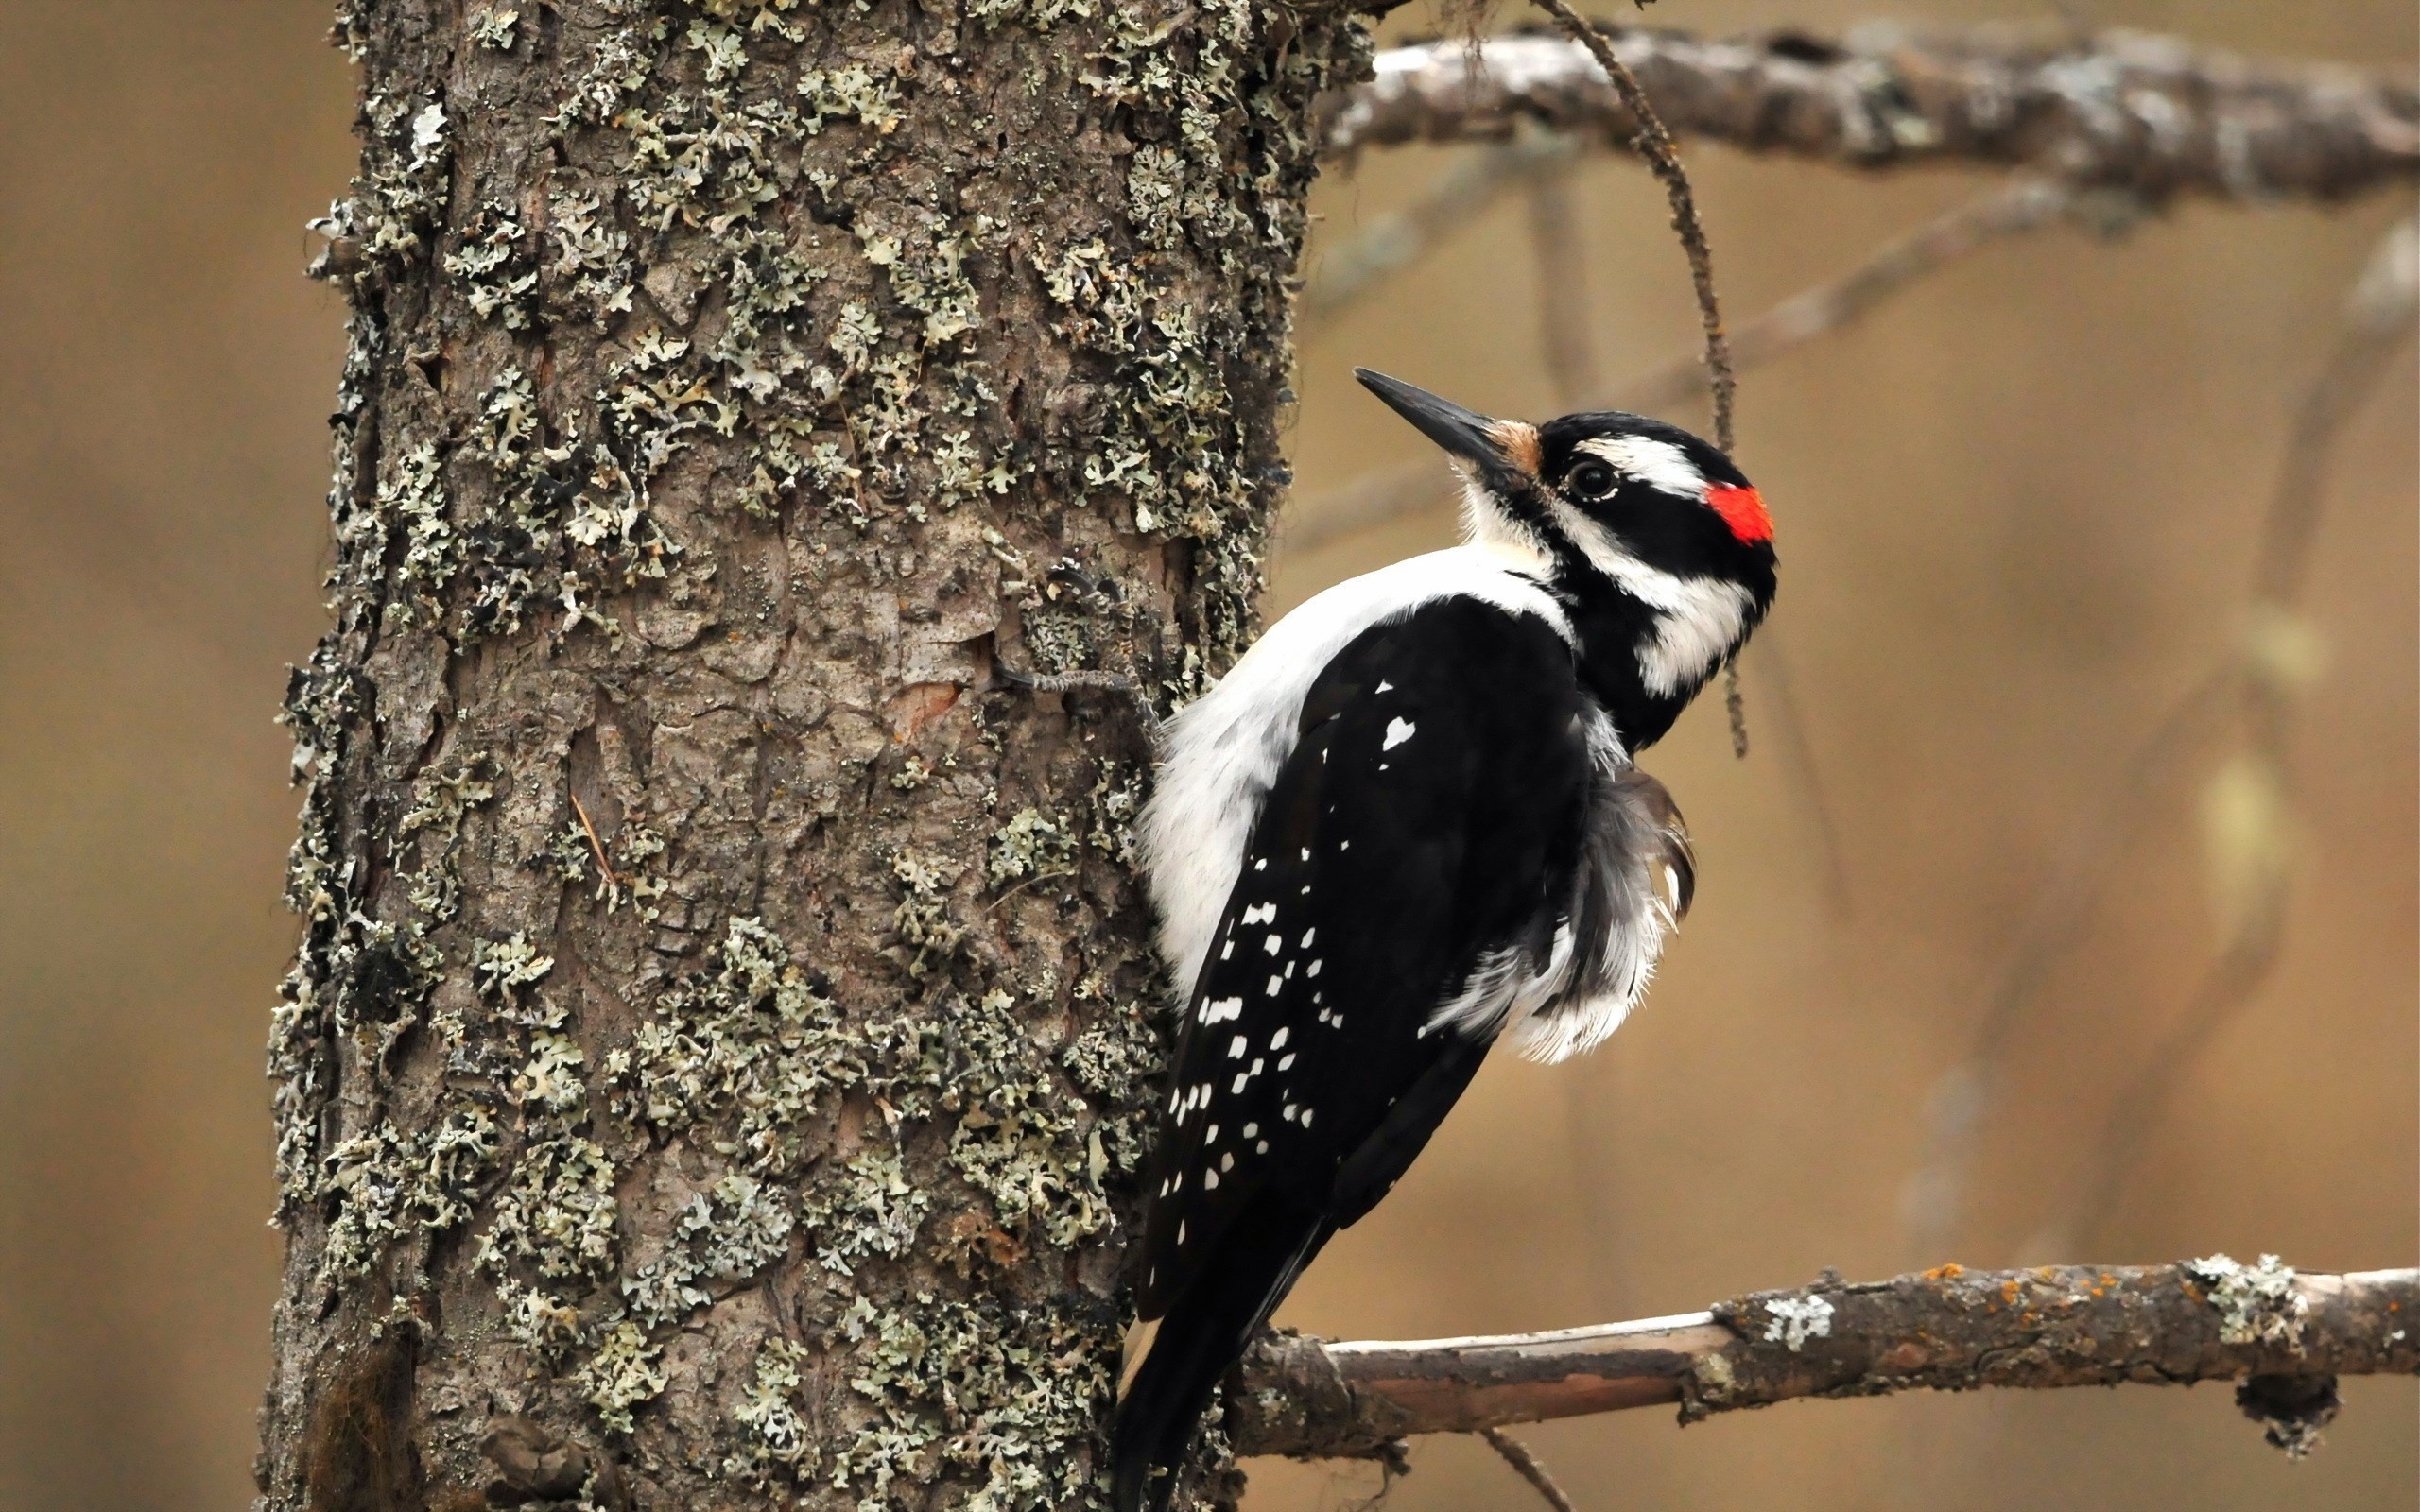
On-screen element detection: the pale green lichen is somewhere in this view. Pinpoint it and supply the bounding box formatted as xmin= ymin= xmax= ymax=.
xmin=318 ymin=1108 xmax=500 ymax=1280
xmin=1760 ymin=1294 xmax=1836 ymax=1352
xmin=473 ymin=931 xmax=559 ymax=1022
xmin=579 ymin=1320 xmax=668 ymax=1436
xmin=479 ymin=1135 xmax=620 ymax=1284
xmin=2187 ymin=1253 xmax=2308 ymax=1348
xmin=469 ymin=7 xmax=520 ymax=49
xmin=801 ymin=1146 xmax=930 ymax=1276
xmin=544 ymin=186 xmax=635 ymax=327
xmin=608 ymin=916 xmax=874 ymax=1172
xmin=798 ymin=60 xmax=908 ymax=136
xmin=1086 ymin=762 xmax=1145 ymax=868
xmin=623 ymin=1173 xmax=797 ymax=1324
xmin=888 ymin=850 xmax=963 ymax=980
xmin=384 ymin=439 xmax=458 ymax=617
xmin=513 ymin=1032 xmax=591 ymax=1114
xmin=834 ymin=1293 xmax=1115 ymax=1512
xmin=442 ymin=199 xmax=540 ymax=329
xmin=726 ymin=1336 xmax=819 ymax=1482
xmin=942 ymin=989 xmax=1118 ymax=1252
xmin=496 ymin=1278 xmax=586 ymax=1364
xmin=539 ymin=814 xmax=667 ymax=917
xmin=986 ymin=807 xmax=1076 ymax=889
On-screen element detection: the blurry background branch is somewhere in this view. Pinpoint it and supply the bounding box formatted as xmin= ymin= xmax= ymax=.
xmin=1300 ymin=132 xmax=1577 ymax=335
xmin=1904 ymin=214 xmax=2419 ymax=1262
xmin=1319 ymin=26 xmax=2420 ymax=202
xmin=1284 ymin=175 xmax=2082 ymax=556
xmin=2022 ymin=213 xmax=2419 ymax=1259
xmin=1235 ymin=1262 xmax=2420 ymax=1462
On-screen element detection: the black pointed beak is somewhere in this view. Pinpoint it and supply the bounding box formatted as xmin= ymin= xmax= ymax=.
xmin=1353 ymin=369 xmax=1537 ymax=488
xmin=1355 ymin=369 xmax=1495 ymax=461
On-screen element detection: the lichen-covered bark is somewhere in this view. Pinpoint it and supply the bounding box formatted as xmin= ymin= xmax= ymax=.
xmin=259 ymin=2 xmax=1373 ymax=1507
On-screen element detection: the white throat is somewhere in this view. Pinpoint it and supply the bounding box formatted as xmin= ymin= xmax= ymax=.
xmin=1541 ymin=497 xmax=1750 ymax=696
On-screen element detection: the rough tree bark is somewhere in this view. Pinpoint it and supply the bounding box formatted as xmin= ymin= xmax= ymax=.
xmin=259 ymin=2 xmax=1375 ymax=1508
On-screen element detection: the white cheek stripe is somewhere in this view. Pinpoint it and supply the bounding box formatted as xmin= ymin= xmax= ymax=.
xmin=1576 ymin=436 xmax=1705 ymax=500
xmin=1545 ymin=500 xmax=1752 ymax=697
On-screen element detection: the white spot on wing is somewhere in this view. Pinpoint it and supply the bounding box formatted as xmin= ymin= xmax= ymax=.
xmin=1382 ymin=717 xmax=1417 ymax=751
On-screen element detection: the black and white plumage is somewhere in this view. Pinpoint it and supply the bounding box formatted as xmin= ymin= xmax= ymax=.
xmin=1112 ymin=371 xmax=1777 ymax=1512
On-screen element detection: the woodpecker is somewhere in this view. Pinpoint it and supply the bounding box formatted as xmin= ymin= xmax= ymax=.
xmin=1110 ymin=370 xmax=1777 ymax=1512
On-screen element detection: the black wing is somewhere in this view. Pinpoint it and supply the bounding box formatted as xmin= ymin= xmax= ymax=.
xmin=1115 ymin=596 xmax=1590 ymax=1511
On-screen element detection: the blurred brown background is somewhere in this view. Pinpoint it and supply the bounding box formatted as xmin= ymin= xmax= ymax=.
xmin=0 ymin=3 xmax=2409 ymax=1510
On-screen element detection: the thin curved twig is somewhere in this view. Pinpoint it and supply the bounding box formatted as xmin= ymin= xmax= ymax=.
xmin=1522 ymin=0 xmax=1745 ymax=755
xmin=1479 ymin=1426 xmax=1581 ymax=1512
xmin=1523 ymin=0 xmax=1734 ymax=451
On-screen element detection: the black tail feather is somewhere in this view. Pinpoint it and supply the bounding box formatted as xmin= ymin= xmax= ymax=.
xmin=1114 ymin=1197 xmax=1332 ymax=1512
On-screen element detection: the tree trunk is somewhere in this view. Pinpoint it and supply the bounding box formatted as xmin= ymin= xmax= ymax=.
xmin=259 ymin=2 xmax=1373 ymax=1507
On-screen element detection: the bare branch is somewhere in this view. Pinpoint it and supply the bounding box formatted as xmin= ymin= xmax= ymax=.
xmin=1231 ymin=1262 xmax=2420 ymax=1461
xmin=1319 ymin=27 xmax=2420 ymax=204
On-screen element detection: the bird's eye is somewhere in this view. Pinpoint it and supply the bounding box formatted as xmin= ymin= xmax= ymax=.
xmin=1566 ymin=461 xmax=1617 ymax=501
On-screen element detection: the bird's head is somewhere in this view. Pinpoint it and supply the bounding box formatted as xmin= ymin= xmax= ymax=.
xmin=1355 ymin=368 xmax=1777 ymax=744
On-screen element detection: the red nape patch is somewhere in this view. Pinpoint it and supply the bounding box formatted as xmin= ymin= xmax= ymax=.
xmin=1707 ymin=484 xmax=1772 ymax=543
